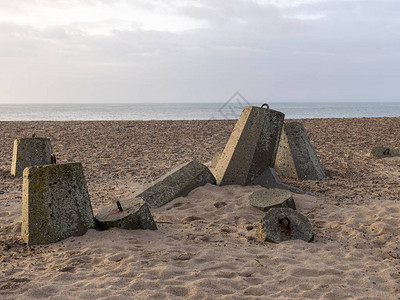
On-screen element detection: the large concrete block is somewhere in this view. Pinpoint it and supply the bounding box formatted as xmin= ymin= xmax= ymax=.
xmin=274 ymin=122 xmax=325 ymax=180
xmin=95 ymin=198 xmax=157 ymax=231
xmin=214 ymin=106 xmax=285 ymax=185
xmin=11 ymin=137 xmax=53 ymax=177
xmin=131 ymin=160 xmax=216 ymax=208
xmin=22 ymin=163 xmax=95 ymax=245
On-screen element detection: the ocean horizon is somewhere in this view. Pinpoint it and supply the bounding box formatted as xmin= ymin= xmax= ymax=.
xmin=0 ymin=102 xmax=399 ymax=121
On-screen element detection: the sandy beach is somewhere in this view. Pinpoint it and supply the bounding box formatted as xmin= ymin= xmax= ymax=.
xmin=0 ymin=117 xmax=399 ymax=299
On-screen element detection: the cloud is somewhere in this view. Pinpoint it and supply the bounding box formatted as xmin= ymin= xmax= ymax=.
xmin=0 ymin=1 xmax=210 ymax=34
xmin=0 ymin=0 xmax=399 ymax=103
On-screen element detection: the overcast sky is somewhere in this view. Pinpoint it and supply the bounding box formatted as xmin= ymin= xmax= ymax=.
xmin=0 ymin=0 xmax=399 ymax=103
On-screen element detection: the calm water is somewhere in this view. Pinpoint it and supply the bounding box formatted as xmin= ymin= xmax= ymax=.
xmin=0 ymin=102 xmax=399 ymax=121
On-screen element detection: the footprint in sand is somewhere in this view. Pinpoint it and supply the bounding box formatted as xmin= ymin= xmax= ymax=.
xmin=214 ymin=201 xmax=227 ymax=208
xmin=182 ymin=216 xmax=204 ymax=223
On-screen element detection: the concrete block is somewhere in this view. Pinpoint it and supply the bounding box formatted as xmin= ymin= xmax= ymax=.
xmin=95 ymin=198 xmax=157 ymax=231
xmin=214 ymin=106 xmax=284 ymax=185
xmin=249 ymin=188 xmax=296 ymax=212
xmin=209 ymin=151 xmax=222 ymax=169
xmin=250 ymin=168 xmax=318 ymax=196
xmin=21 ymin=163 xmax=95 ymax=245
xmin=250 ymin=167 xmax=283 ymax=188
xmin=256 ymin=207 xmax=314 ymax=243
xmin=131 ymin=160 xmax=216 ymax=208
xmin=11 ymin=137 xmax=53 ymax=177
xmin=274 ymin=122 xmax=325 ymax=180
xmin=370 ymin=146 xmax=400 ymax=159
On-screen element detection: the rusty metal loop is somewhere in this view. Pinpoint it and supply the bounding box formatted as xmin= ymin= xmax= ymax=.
xmin=383 ymin=148 xmax=390 ymax=155
xmin=51 ymin=153 xmax=57 ymax=164
xmin=261 ymin=103 xmax=269 ymax=109
xmin=278 ymin=217 xmax=291 ymax=229
xmin=116 ymin=201 xmax=123 ymax=212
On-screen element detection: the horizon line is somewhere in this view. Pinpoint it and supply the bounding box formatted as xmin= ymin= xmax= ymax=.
xmin=1 ymin=100 xmax=400 ymax=105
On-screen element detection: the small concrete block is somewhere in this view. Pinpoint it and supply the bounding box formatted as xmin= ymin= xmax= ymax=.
xmin=11 ymin=137 xmax=53 ymax=177
xmin=133 ymin=160 xmax=216 ymax=208
xmin=214 ymin=106 xmax=284 ymax=186
xmin=256 ymin=207 xmax=314 ymax=243
xmin=21 ymin=163 xmax=95 ymax=245
xmin=370 ymin=146 xmax=400 ymax=159
xmin=249 ymin=188 xmax=296 ymax=212
xmin=275 ymin=122 xmax=325 ymax=180
xmin=95 ymin=198 xmax=157 ymax=231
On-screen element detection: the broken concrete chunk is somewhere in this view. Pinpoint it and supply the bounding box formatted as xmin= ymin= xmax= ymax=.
xmin=21 ymin=163 xmax=95 ymax=245
xmin=11 ymin=137 xmax=53 ymax=177
xmin=249 ymin=188 xmax=296 ymax=212
xmin=95 ymin=198 xmax=157 ymax=230
xmin=214 ymin=106 xmax=284 ymax=186
xmin=370 ymin=146 xmax=400 ymax=159
xmin=256 ymin=207 xmax=314 ymax=243
xmin=132 ymin=161 xmax=216 ymax=208
xmin=274 ymin=122 xmax=325 ymax=180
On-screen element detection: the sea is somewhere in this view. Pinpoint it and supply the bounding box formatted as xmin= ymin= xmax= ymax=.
xmin=0 ymin=102 xmax=399 ymax=121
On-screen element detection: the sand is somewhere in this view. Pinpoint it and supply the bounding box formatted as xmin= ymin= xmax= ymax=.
xmin=0 ymin=118 xmax=399 ymax=299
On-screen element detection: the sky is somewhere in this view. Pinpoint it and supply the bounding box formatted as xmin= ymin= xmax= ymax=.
xmin=0 ymin=0 xmax=399 ymax=103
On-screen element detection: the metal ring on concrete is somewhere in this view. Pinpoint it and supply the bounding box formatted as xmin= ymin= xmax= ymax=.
xmin=279 ymin=216 xmax=291 ymax=229
xmin=116 ymin=201 xmax=123 ymax=211
xmin=261 ymin=103 xmax=269 ymax=109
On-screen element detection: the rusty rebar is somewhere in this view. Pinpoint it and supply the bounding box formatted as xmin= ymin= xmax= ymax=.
xmin=116 ymin=201 xmax=123 ymax=212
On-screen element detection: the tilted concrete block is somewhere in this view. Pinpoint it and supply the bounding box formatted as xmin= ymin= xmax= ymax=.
xmin=95 ymin=197 xmax=157 ymax=231
xmin=213 ymin=106 xmax=284 ymax=185
xmin=131 ymin=160 xmax=216 ymax=208
xmin=250 ymin=168 xmax=317 ymax=196
xmin=274 ymin=122 xmax=325 ymax=180
xmin=250 ymin=167 xmax=283 ymax=188
xmin=22 ymin=163 xmax=95 ymax=245
xmin=11 ymin=137 xmax=53 ymax=177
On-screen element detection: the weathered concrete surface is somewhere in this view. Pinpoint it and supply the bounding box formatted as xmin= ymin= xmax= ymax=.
xmin=274 ymin=126 xmax=297 ymax=179
xmin=21 ymin=163 xmax=95 ymax=245
xmin=251 ymin=167 xmax=283 ymax=188
xmin=250 ymin=168 xmax=317 ymax=196
xmin=256 ymin=207 xmax=314 ymax=243
xmin=370 ymin=146 xmax=400 ymax=159
xmin=274 ymin=122 xmax=325 ymax=180
xmin=214 ymin=106 xmax=285 ymax=186
xmin=132 ymin=161 xmax=216 ymax=208
xmin=209 ymin=151 xmax=222 ymax=169
xmin=95 ymin=198 xmax=157 ymax=230
xmin=11 ymin=137 xmax=53 ymax=177
xmin=249 ymin=188 xmax=296 ymax=212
